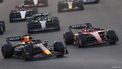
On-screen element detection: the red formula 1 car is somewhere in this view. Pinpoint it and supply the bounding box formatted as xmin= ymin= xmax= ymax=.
xmin=63 ymin=23 xmax=119 ymax=48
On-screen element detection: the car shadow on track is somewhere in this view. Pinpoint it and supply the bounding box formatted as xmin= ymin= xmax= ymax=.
xmin=0 ymin=55 xmax=68 ymax=62
xmin=67 ymin=43 xmax=120 ymax=49
xmin=80 ymin=43 xmax=119 ymax=49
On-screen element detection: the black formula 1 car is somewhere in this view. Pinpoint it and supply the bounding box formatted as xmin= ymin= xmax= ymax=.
xmin=0 ymin=21 xmax=5 ymax=35
xmin=63 ymin=23 xmax=119 ymax=48
xmin=58 ymin=0 xmax=84 ymax=12
xmin=27 ymin=13 xmax=60 ymax=34
xmin=82 ymin=0 xmax=100 ymax=4
xmin=9 ymin=5 xmax=38 ymax=23
xmin=24 ymin=0 xmax=48 ymax=8
xmin=1 ymin=35 xmax=68 ymax=61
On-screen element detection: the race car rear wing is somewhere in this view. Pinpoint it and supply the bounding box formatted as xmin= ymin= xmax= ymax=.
xmin=68 ymin=23 xmax=93 ymax=31
xmin=6 ymin=36 xmax=22 ymax=42
xmin=68 ymin=24 xmax=86 ymax=31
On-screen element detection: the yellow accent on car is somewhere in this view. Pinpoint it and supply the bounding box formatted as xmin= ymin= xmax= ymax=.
xmin=43 ymin=49 xmax=52 ymax=55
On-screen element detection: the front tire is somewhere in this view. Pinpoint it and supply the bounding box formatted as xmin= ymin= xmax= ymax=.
xmin=106 ymin=30 xmax=119 ymax=44
xmin=53 ymin=42 xmax=68 ymax=57
xmin=53 ymin=17 xmax=60 ymax=31
xmin=21 ymin=46 xmax=33 ymax=61
xmin=63 ymin=32 xmax=74 ymax=45
xmin=76 ymin=33 xmax=86 ymax=48
xmin=79 ymin=3 xmax=84 ymax=10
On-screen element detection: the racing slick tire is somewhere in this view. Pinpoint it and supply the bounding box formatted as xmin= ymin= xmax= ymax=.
xmin=53 ymin=17 xmax=60 ymax=30
xmin=78 ymin=2 xmax=84 ymax=10
xmin=0 ymin=21 xmax=5 ymax=34
xmin=21 ymin=46 xmax=33 ymax=61
xmin=28 ymin=29 xmax=34 ymax=34
xmin=76 ymin=33 xmax=86 ymax=48
xmin=63 ymin=31 xmax=74 ymax=45
xmin=106 ymin=30 xmax=119 ymax=44
xmin=9 ymin=17 xmax=14 ymax=23
xmin=9 ymin=13 xmax=15 ymax=23
xmin=58 ymin=5 xmax=61 ymax=12
xmin=53 ymin=42 xmax=68 ymax=57
xmin=1 ymin=44 xmax=14 ymax=58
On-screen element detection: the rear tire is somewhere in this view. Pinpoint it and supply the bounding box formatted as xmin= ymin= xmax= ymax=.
xmin=79 ymin=3 xmax=84 ymax=10
xmin=106 ymin=30 xmax=119 ymax=44
xmin=28 ymin=29 xmax=33 ymax=34
xmin=1 ymin=44 xmax=14 ymax=58
xmin=53 ymin=17 xmax=60 ymax=31
xmin=58 ymin=3 xmax=62 ymax=12
xmin=9 ymin=13 xmax=14 ymax=23
xmin=9 ymin=18 xmax=14 ymax=23
xmin=27 ymin=24 xmax=33 ymax=34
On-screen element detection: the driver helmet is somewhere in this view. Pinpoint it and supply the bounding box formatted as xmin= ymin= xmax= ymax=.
xmin=22 ymin=35 xmax=32 ymax=44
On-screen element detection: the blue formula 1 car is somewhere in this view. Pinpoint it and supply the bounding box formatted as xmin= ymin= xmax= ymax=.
xmin=1 ymin=35 xmax=68 ymax=61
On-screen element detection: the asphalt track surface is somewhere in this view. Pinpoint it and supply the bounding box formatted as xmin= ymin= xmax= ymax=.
xmin=0 ymin=0 xmax=122 ymax=69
